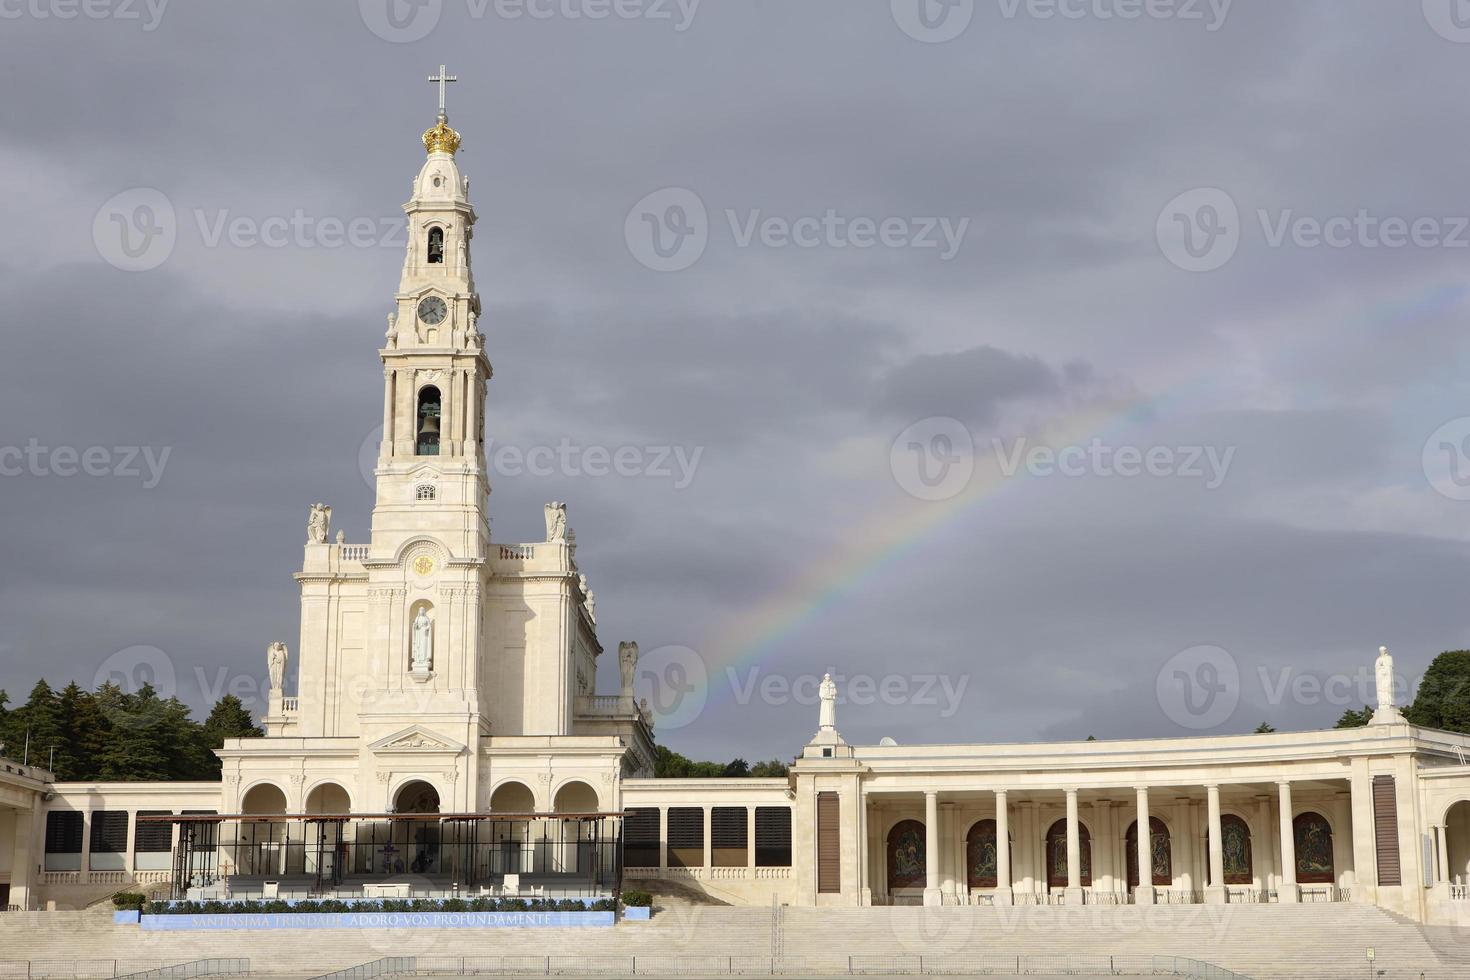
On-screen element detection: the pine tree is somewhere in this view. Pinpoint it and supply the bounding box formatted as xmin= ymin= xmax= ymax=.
xmin=1405 ymin=650 xmax=1470 ymax=733
xmin=1335 ymin=707 xmax=1373 ymax=728
xmin=97 ymin=683 xmax=170 ymax=781
xmin=17 ymin=680 xmax=66 ymax=772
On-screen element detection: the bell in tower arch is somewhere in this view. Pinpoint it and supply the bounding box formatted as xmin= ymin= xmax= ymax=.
xmin=416 ymin=386 xmax=442 ymax=457
xmin=427 ymin=226 xmax=445 ymax=265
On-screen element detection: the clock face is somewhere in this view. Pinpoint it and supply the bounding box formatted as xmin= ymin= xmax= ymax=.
xmin=417 ymin=296 xmax=448 ymax=325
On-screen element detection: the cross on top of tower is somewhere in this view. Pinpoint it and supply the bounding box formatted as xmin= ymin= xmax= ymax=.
xmin=428 ymin=65 xmax=458 ymax=117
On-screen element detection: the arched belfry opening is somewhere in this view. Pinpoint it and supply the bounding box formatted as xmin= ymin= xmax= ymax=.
xmin=427 ymin=226 xmax=445 ymax=264
xmin=416 ymin=386 xmax=441 ymax=456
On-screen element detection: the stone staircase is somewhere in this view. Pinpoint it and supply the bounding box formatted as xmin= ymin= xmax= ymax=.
xmin=0 ymin=904 xmax=1454 ymax=978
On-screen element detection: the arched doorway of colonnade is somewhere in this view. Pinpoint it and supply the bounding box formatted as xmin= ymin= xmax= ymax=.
xmin=239 ymin=783 xmax=288 ymax=877
xmin=1293 ymin=811 xmax=1334 ymax=884
xmin=1125 ymin=817 xmax=1172 ymax=889
xmin=1445 ymin=800 xmax=1470 ymax=884
xmin=886 ymin=820 xmax=926 ymax=896
xmin=553 ymin=781 xmax=601 ymax=876
xmin=965 ymin=819 xmax=1012 ymax=889
xmin=1045 ymin=819 xmax=1092 ymax=889
xmin=303 ymin=782 xmax=352 ymax=883
xmin=391 ymin=780 xmax=441 ymax=876
xmin=489 ymin=781 xmax=538 ymax=875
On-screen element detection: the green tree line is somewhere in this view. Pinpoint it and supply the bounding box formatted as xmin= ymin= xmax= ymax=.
xmin=653 ymin=745 xmax=789 ymax=778
xmin=0 ymin=679 xmax=261 ymax=782
xmin=1334 ymin=649 xmax=1470 ymax=731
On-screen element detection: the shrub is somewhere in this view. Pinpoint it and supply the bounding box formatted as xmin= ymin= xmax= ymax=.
xmin=621 ymin=889 xmax=653 ymax=908
xmin=112 ymin=893 xmax=146 ymax=911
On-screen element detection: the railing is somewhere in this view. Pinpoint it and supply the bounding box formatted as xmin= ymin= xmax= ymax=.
xmin=1451 ymin=883 xmax=1470 ymax=900
xmin=0 ymin=964 xmax=181 ymax=980
xmin=281 ymin=697 xmax=299 ymax=713
xmin=338 ymin=545 xmax=370 ymax=562
xmin=310 ymin=959 xmax=415 ymax=980
xmin=113 ymin=961 xmax=249 ymax=980
xmin=498 ymin=545 xmax=535 ymax=561
xmin=364 ymin=953 xmax=1250 ymax=977
xmin=623 ymin=866 xmax=793 ymax=881
xmin=39 ymin=873 xmax=78 ymax=886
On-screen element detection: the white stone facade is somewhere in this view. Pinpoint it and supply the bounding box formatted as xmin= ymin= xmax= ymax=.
xmin=14 ymin=102 xmax=1470 ymax=929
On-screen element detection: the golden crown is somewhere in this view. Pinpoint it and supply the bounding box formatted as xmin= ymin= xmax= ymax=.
xmin=423 ymin=116 xmax=462 ymax=155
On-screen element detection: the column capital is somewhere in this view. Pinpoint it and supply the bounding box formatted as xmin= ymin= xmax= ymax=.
xmin=1276 ymin=779 xmax=1293 ymax=789
xmin=994 ymin=788 xmax=1008 ymax=801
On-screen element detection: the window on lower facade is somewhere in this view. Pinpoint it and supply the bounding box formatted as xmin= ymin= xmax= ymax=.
xmin=711 ymin=807 xmax=748 ymax=867
xmin=89 ymin=811 xmax=129 ymax=871
xmin=44 ymin=812 xmax=83 ymax=872
xmin=666 ymin=807 xmax=704 ymax=869
xmin=756 ymin=806 xmax=792 ymax=868
xmin=624 ymin=807 xmax=660 ymax=868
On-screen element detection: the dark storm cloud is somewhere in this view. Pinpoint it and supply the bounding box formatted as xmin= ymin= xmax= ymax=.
xmin=2 ymin=1 xmax=1470 ymax=762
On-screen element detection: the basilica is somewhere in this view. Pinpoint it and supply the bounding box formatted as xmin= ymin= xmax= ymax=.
xmin=5 ymin=76 xmax=1470 ymax=929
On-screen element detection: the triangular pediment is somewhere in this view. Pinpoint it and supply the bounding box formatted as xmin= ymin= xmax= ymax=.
xmin=369 ymin=725 xmax=464 ymax=754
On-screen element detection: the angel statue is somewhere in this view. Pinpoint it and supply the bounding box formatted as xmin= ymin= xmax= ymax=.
xmin=307 ymin=503 xmax=332 ymax=544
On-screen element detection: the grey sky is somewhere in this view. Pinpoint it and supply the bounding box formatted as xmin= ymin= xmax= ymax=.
xmin=3 ymin=1 xmax=1470 ymax=761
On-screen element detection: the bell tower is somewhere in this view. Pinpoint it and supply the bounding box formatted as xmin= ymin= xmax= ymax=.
xmin=371 ymin=65 xmax=492 ymax=562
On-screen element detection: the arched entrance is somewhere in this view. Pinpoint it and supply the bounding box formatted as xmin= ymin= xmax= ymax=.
xmin=490 ymin=781 xmax=537 ymax=875
xmin=553 ymin=781 xmax=600 ymax=875
xmin=887 ymin=820 xmax=926 ymax=894
xmin=1221 ymin=814 xmax=1253 ymax=885
xmin=1445 ymin=800 xmax=1470 ymax=884
xmin=1293 ymin=812 xmax=1334 ymax=884
xmin=304 ymin=782 xmax=351 ymax=884
xmin=240 ymin=783 xmax=288 ymax=876
xmin=392 ymin=781 xmax=441 ymax=876
xmin=1046 ymin=819 xmax=1092 ymax=888
xmin=1125 ymin=817 xmax=1172 ymax=888
xmin=966 ymin=819 xmax=1010 ymax=889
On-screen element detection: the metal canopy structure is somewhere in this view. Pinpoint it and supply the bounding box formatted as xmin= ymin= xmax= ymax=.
xmin=139 ymin=811 xmax=626 ymax=901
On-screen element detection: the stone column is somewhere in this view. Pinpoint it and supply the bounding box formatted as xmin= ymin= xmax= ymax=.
xmin=125 ymin=809 xmax=139 ymax=876
xmin=1135 ymin=788 xmax=1155 ymax=905
xmin=1065 ymin=789 xmax=1083 ymax=904
xmin=9 ymin=803 xmax=35 ymax=910
xmin=1173 ymin=798 xmax=1193 ymax=898
xmin=658 ymin=807 xmax=668 ymax=870
xmin=924 ymin=791 xmax=941 ymax=906
xmin=1348 ymin=758 xmax=1376 ymax=904
xmin=78 ymin=810 xmax=93 ymax=884
xmin=939 ymin=802 xmax=956 ymax=900
xmin=867 ymin=803 xmax=882 ymax=905
xmin=467 ymin=373 xmax=481 ymax=458
xmin=1016 ymin=800 xmax=1035 ymax=900
xmin=1277 ymin=781 xmax=1299 ymax=903
xmin=995 ymin=790 xmax=1013 ymax=905
xmin=747 ymin=805 xmax=758 ymax=869
xmin=1205 ymin=785 xmax=1226 ymax=904
xmin=1436 ymin=824 xmax=1450 ymax=882
xmin=1254 ymin=795 xmax=1274 ymax=897
xmin=381 ymin=369 xmax=395 ymax=459
xmin=702 ymin=805 xmax=713 ymax=870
